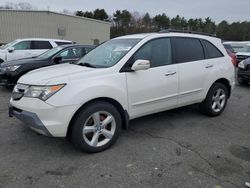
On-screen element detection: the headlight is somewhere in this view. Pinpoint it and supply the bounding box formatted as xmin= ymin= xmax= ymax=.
xmin=5 ymin=65 xmax=20 ymax=72
xmin=238 ymin=61 xmax=245 ymax=69
xmin=24 ymin=84 xmax=65 ymax=101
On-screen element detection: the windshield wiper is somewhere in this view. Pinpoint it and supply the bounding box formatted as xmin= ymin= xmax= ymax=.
xmin=78 ymin=62 xmax=96 ymax=68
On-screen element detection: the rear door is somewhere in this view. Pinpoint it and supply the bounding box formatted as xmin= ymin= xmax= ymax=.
xmin=173 ymin=37 xmax=210 ymax=105
xmin=30 ymin=41 xmax=53 ymax=57
xmin=126 ymin=38 xmax=179 ymax=119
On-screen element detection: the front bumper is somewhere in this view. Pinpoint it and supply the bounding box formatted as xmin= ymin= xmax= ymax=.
xmin=238 ymin=68 xmax=250 ymax=81
xmin=10 ymin=97 xmax=79 ymax=137
xmin=9 ymin=105 xmax=52 ymax=136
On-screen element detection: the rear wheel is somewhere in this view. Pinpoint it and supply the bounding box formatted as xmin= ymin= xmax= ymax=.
xmin=199 ymin=83 xmax=228 ymax=116
xmin=71 ymin=101 xmax=122 ymax=153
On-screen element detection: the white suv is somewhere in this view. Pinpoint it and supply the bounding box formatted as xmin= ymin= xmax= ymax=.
xmin=0 ymin=38 xmax=73 ymax=63
xmin=9 ymin=32 xmax=235 ymax=152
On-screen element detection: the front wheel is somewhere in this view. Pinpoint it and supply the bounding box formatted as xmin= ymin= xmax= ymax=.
xmin=199 ymin=83 xmax=228 ymax=116
xmin=71 ymin=101 xmax=122 ymax=153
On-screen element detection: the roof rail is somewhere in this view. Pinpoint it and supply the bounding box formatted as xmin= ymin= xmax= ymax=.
xmin=159 ymin=29 xmax=216 ymax=37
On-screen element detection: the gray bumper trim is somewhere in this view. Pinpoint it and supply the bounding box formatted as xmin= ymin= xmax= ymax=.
xmin=10 ymin=106 xmax=52 ymax=137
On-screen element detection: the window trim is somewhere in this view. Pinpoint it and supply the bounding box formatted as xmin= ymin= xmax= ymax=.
xmin=172 ymin=37 xmax=206 ymax=64
xmin=120 ymin=37 xmax=174 ymax=72
xmin=201 ymin=39 xmax=224 ymax=59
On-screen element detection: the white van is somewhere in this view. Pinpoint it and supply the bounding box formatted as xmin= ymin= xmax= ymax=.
xmin=0 ymin=38 xmax=73 ymax=63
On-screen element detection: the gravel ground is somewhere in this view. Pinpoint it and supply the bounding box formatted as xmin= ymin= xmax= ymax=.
xmin=0 ymin=85 xmax=249 ymax=188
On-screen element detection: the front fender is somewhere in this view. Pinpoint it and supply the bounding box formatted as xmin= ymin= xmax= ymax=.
xmin=46 ymin=73 xmax=128 ymax=112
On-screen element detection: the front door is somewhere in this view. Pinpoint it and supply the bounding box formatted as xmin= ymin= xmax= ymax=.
xmin=126 ymin=38 xmax=179 ymax=119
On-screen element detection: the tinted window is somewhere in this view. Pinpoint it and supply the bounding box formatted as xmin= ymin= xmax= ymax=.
xmin=82 ymin=47 xmax=94 ymax=56
xmin=32 ymin=41 xmax=52 ymax=49
xmin=174 ymin=38 xmax=204 ymax=63
xmin=55 ymin=41 xmax=72 ymax=46
xmin=13 ymin=41 xmax=31 ymax=50
xmin=57 ymin=47 xmax=88 ymax=60
xmin=133 ymin=38 xmax=172 ymax=68
xmin=204 ymin=40 xmax=224 ymax=59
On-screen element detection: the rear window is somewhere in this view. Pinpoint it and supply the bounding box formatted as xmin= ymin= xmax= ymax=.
xmin=55 ymin=42 xmax=72 ymax=46
xmin=174 ymin=37 xmax=204 ymax=63
xmin=203 ymin=40 xmax=224 ymax=59
xmin=32 ymin=41 xmax=53 ymax=49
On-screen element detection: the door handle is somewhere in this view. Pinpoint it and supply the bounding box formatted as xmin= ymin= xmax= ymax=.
xmin=165 ymin=71 xmax=176 ymax=76
xmin=205 ymin=64 xmax=214 ymax=68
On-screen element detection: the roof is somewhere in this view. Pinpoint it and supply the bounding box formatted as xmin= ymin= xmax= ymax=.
xmin=15 ymin=38 xmax=72 ymax=42
xmin=59 ymin=44 xmax=96 ymax=48
xmin=0 ymin=9 xmax=110 ymax=25
xmin=115 ymin=32 xmax=221 ymax=41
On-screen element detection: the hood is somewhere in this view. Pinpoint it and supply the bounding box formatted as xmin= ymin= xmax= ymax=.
xmin=18 ymin=63 xmax=107 ymax=85
xmin=1 ymin=57 xmax=46 ymax=67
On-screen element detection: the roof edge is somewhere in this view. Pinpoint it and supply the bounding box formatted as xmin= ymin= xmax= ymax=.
xmin=0 ymin=9 xmax=111 ymax=25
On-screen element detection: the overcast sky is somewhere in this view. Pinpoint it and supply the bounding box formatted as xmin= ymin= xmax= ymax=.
xmin=1 ymin=0 xmax=250 ymax=23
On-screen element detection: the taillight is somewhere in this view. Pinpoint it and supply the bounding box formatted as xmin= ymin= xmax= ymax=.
xmin=229 ymin=53 xmax=237 ymax=67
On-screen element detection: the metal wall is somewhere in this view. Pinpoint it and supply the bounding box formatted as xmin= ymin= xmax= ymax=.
xmin=0 ymin=10 xmax=110 ymax=45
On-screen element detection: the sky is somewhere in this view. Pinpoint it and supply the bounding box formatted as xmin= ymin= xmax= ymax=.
xmin=1 ymin=0 xmax=250 ymax=23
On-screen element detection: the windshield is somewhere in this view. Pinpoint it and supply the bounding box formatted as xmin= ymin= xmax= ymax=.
xmin=38 ymin=46 xmax=64 ymax=59
xmin=75 ymin=39 xmax=141 ymax=68
xmin=0 ymin=40 xmax=18 ymax=50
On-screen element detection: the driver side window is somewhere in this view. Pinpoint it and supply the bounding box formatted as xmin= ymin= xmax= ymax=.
xmin=58 ymin=48 xmax=79 ymax=60
xmin=133 ymin=38 xmax=172 ymax=68
xmin=13 ymin=41 xmax=31 ymax=50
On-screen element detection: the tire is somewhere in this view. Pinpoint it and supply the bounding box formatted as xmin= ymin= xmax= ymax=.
xmin=71 ymin=101 xmax=122 ymax=153
xmin=238 ymin=77 xmax=248 ymax=85
xmin=199 ymin=83 xmax=228 ymax=117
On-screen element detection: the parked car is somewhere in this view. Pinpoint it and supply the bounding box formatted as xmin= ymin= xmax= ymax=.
xmin=0 ymin=38 xmax=73 ymax=63
xmin=238 ymin=58 xmax=250 ymax=85
xmin=223 ymin=41 xmax=250 ymax=63
xmin=0 ymin=44 xmax=95 ymax=87
xmin=9 ymin=32 xmax=235 ymax=153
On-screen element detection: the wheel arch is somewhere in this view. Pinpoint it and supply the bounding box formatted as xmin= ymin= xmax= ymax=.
xmin=67 ymin=97 xmax=129 ymax=138
xmin=210 ymin=78 xmax=232 ymax=98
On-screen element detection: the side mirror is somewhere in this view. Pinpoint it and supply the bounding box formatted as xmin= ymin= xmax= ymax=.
xmin=54 ymin=56 xmax=62 ymax=64
xmin=131 ymin=59 xmax=150 ymax=71
xmin=8 ymin=47 xmax=15 ymax=53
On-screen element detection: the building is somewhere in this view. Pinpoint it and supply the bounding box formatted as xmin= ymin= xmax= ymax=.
xmin=0 ymin=9 xmax=110 ymax=45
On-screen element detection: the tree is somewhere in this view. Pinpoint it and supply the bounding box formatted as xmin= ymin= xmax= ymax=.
xmin=83 ymin=11 xmax=94 ymax=18
xmin=142 ymin=13 xmax=151 ymax=29
xmin=93 ymin=9 xmax=108 ymax=21
xmin=75 ymin=11 xmax=84 ymax=17
xmin=153 ymin=13 xmax=170 ymax=31
xmin=171 ymin=15 xmax=183 ymax=29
